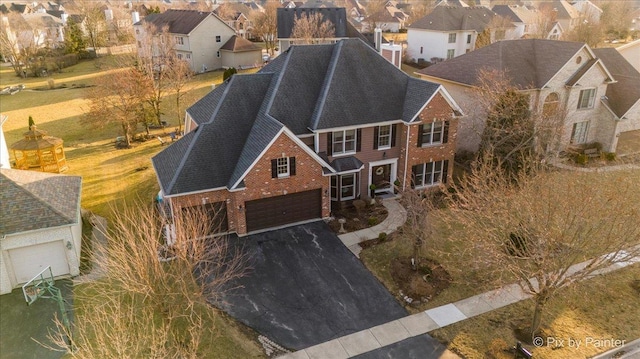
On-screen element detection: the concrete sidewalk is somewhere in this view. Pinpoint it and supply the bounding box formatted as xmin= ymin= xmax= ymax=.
xmin=280 ymin=248 xmax=640 ymax=358
xmin=338 ymin=198 xmax=407 ymax=257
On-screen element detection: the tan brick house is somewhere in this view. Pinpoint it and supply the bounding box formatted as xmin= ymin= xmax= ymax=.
xmin=153 ymin=39 xmax=462 ymax=236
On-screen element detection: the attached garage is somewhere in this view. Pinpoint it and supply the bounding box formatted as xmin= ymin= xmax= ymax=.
xmin=616 ymin=130 xmax=640 ymax=156
xmin=245 ymin=189 xmax=322 ymax=233
xmin=182 ymin=201 xmax=229 ymax=234
xmin=8 ymin=241 xmax=70 ymax=284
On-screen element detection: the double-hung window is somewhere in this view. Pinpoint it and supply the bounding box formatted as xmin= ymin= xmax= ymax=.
xmin=175 ymin=36 xmax=184 ymax=45
xmin=331 ymin=174 xmax=357 ymax=200
xmin=577 ymin=88 xmax=596 ymax=109
xmin=215 ymin=35 xmax=221 ymax=42
xmin=448 ymin=33 xmax=456 ymax=43
xmin=332 ymin=129 xmax=356 ymax=155
xmin=412 ymin=160 xmax=448 ymax=188
xmin=446 ymin=49 xmax=455 ymax=59
xmin=376 ymin=125 xmax=392 ymax=149
xmin=271 ymin=157 xmax=296 ymax=178
xmin=570 ymin=121 xmax=589 ymax=144
xmin=418 ymin=121 xmax=447 ymax=146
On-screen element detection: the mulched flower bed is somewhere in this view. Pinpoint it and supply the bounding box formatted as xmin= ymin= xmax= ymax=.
xmin=327 ymin=200 xmax=388 ymax=233
xmin=391 ymin=256 xmax=452 ymax=304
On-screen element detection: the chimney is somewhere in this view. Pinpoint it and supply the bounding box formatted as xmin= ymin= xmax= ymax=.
xmin=374 ymin=27 xmax=382 ymax=52
xmin=104 ymin=9 xmax=113 ymax=21
xmin=131 ymin=11 xmax=140 ymax=23
xmin=61 ymin=13 xmax=68 ymax=24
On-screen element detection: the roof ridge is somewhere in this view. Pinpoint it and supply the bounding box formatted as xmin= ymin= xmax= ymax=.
xmin=310 ymin=41 xmax=344 ymax=130
xmin=265 ymin=47 xmax=294 ymax=120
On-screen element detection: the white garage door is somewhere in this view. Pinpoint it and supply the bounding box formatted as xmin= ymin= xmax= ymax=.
xmin=9 ymin=241 xmax=70 ymax=284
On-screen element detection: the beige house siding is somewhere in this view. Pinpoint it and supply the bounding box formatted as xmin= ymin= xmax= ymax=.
xmin=221 ymin=50 xmax=262 ymax=69
xmin=189 ymin=16 xmax=236 ymax=72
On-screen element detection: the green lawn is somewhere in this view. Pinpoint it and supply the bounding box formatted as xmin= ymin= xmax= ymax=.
xmin=0 ymin=59 xmax=266 ymax=358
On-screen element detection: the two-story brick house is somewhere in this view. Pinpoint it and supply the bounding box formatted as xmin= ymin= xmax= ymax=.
xmin=417 ymin=39 xmax=640 ymax=154
xmin=153 ymin=39 xmax=462 ymax=236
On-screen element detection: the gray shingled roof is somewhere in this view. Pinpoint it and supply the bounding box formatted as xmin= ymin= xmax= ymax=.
xmin=330 ymin=156 xmax=364 ymax=172
xmin=277 ymin=7 xmax=348 ymax=38
xmin=153 ymin=39 xmax=445 ymax=196
xmin=409 ymin=6 xmax=498 ymax=32
xmin=153 ymin=73 xmax=274 ymax=195
xmin=220 ymin=35 xmax=262 ymax=52
xmin=418 ymin=39 xmax=586 ymax=89
xmin=593 ymin=48 xmax=640 ymax=119
xmin=0 ymin=169 xmax=81 ymax=236
xmin=138 ymin=9 xmax=213 ymax=34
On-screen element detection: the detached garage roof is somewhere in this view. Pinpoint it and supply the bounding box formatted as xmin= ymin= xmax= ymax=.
xmin=0 ymin=169 xmax=81 ymax=236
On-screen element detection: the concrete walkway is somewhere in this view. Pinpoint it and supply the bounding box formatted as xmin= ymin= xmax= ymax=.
xmin=73 ymin=214 xmax=108 ymax=284
xmin=337 ymin=198 xmax=407 ymax=257
xmin=282 ymin=233 xmax=640 ymax=358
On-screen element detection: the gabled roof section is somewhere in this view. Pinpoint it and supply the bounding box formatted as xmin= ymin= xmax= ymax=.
xmin=153 ymin=73 xmax=274 ymax=195
xmin=186 ymin=81 xmax=229 ymax=127
xmin=593 ymin=48 xmax=640 ymax=119
xmin=309 ymin=39 xmax=412 ymax=130
xmin=409 ymin=6 xmax=497 ymax=32
xmin=418 ymin=39 xmax=585 ymax=89
xmin=0 ymin=169 xmax=81 ymax=236
xmin=402 ymin=78 xmax=442 ymax=122
xmin=277 ymin=7 xmax=348 ymax=38
xmin=565 ymin=58 xmax=599 ymax=87
xmin=220 ymin=35 xmax=261 ymax=52
xmin=139 ymin=9 xmax=213 ymax=34
xmin=537 ymin=0 xmax=579 ymax=20
xmin=268 ymin=44 xmax=336 ymax=134
xmin=492 ymin=4 xmax=537 ymax=24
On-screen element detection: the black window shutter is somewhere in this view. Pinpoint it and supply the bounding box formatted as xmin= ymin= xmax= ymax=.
xmin=327 ymin=132 xmax=333 ymax=156
xmin=271 ymin=159 xmax=278 ymax=178
xmin=443 ymin=121 xmax=450 ymax=144
xmin=356 ymin=129 xmax=362 ymax=152
xmin=289 ymin=157 xmax=296 ymax=176
xmin=391 ymin=124 xmax=397 ymax=147
xmin=411 ymin=165 xmax=418 ymax=188
xmin=373 ymin=126 xmax=379 ymax=149
xmin=417 ymin=124 xmax=424 ymax=147
xmin=442 ymin=160 xmax=449 ymax=184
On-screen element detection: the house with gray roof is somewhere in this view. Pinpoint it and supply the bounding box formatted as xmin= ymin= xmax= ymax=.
xmin=0 ymin=169 xmax=82 ymax=294
xmin=134 ymin=9 xmax=237 ymax=72
xmin=153 ymin=39 xmax=462 ymax=236
xmin=277 ymin=7 xmax=373 ymax=52
xmin=406 ymin=6 xmax=515 ymax=63
xmin=417 ymin=39 xmax=640 ymax=155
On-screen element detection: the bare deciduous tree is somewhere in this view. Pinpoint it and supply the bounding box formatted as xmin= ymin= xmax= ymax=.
xmin=75 ymin=0 xmax=108 ymax=50
xmin=48 ymin=203 xmax=246 ymax=357
xmin=438 ymin=154 xmax=640 ymax=340
xmin=251 ymin=1 xmax=278 ymax=55
xmin=291 ymin=12 xmax=335 ymax=45
xmin=82 ymin=66 xmax=152 ymax=147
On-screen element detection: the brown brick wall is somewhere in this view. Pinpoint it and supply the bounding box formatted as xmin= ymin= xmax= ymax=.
xmin=170 ymin=132 xmax=329 ymax=235
xmin=398 ymin=92 xmax=458 ymax=190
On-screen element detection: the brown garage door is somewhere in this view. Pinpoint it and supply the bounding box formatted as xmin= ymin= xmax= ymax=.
xmin=182 ymin=202 xmax=228 ymax=234
xmin=245 ymin=189 xmax=322 ymax=233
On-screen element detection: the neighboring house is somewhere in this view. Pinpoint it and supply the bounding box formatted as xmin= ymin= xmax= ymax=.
xmin=592 ymin=48 xmax=640 ymax=154
xmin=214 ymin=2 xmax=254 ymax=39
xmin=219 ymin=35 xmax=262 ymax=69
xmin=417 ymin=39 xmax=640 ymax=155
xmin=0 ymin=168 xmax=82 ymax=295
xmin=617 ymin=39 xmax=640 ymax=73
xmin=277 ymin=7 xmax=373 ymax=52
xmin=570 ymin=0 xmax=602 ymax=24
xmin=134 ymin=9 xmax=236 ymax=73
xmin=547 ymin=21 xmax=563 ymax=40
xmin=6 ymin=11 xmax=66 ymax=49
xmin=153 ymin=39 xmax=462 ymax=236
xmin=407 ymin=6 xmax=513 ymax=63
xmin=536 ymin=0 xmax=580 ymax=32
xmin=492 ymin=4 xmax=540 ymax=39
xmin=361 ymin=1 xmax=408 ymax=33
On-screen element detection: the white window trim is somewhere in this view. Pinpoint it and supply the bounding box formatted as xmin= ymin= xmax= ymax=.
xmin=413 ymin=160 xmax=444 ymax=189
xmin=340 ymin=173 xmax=356 ymax=200
xmin=276 ymin=157 xmax=289 ymax=178
xmin=571 ymin=121 xmax=590 ymax=144
xmin=332 ymin=129 xmax=357 ymax=157
xmin=577 ymin=88 xmax=596 ymax=110
xmin=377 ymin=125 xmax=392 ymax=150
xmin=448 ymin=33 xmax=456 ymax=43
xmin=421 ymin=121 xmax=444 ymax=147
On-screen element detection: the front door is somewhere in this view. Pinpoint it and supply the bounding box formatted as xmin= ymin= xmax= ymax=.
xmin=371 ymin=164 xmax=391 ymax=192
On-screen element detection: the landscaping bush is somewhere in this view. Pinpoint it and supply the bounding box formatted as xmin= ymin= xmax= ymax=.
xmin=574 ymin=153 xmax=588 ymax=165
xmin=378 ymin=232 xmax=387 ymax=241
xmin=604 ymin=152 xmax=616 ymax=161
xmin=223 ymin=67 xmax=237 ymax=81
xmin=368 ymin=216 xmax=379 ymax=226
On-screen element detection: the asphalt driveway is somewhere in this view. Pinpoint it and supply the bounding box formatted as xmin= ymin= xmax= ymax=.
xmin=215 ymin=221 xmax=409 ymax=351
